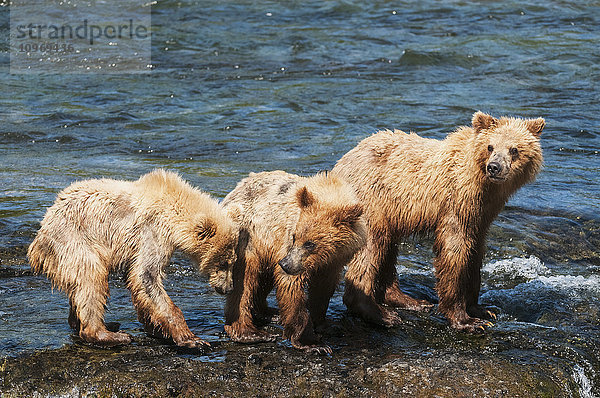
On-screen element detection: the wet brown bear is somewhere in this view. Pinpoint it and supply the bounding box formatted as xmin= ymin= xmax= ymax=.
xmin=332 ymin=112 xmax=545 ymax=332
xmin=28 ymin=169 xmax=239 ymax=347
xmin=222 ymin=171 xmax=366 ymax=353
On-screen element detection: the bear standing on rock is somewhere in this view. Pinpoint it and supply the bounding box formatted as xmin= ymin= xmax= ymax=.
xmin=222 ymin=171 xmax=366 ymax=353
xmin=332 ymin=112 xmax=545 ymax=332
xmin=28 ymin=169 xmax=240 ymax=347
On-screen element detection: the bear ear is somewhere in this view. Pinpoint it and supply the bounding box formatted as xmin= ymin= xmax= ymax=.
xmin=335 ymin=204 xmax=363 ymax=226
xmin=196 ymin=217 xmax=217 ymax=240
xmin=296 ymin=186 xmax=315 ymax=208
xmin=472 ymin=111 xmax=497 ymax=133
xmin=526 ymin=117 xmax=545 ymax=138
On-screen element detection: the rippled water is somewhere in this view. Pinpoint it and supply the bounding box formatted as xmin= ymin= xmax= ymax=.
xmin=0 ymin=0 xmax=599 ymax=395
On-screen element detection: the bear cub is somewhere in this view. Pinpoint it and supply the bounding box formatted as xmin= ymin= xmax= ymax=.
xmin=28 ymin=169 xmax=239 ymax=347
xmin=333 ymin=112 xmax=545 ymax=332
xmin=222 ymin=171 xmax=366 ymax=354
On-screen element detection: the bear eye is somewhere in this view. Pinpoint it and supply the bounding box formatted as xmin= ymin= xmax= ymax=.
xmin=487 ymin=145 xmax=494 ymax=152
xmin=509 ymin=147 xmax=519 ymax=157
xmin=302 ymin=241 xmax=316 ymax=252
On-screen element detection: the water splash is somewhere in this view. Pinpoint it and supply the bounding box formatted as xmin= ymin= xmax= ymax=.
xmin=483 ymin=256 xmax=549 ymax=281
xmin=537 ymin=275 xmax=600 ymax=296
xmin=573 ymin=363 xmax=596 ymax=398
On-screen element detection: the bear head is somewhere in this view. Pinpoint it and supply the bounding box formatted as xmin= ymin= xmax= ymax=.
xmin=189 ymin=205 xmax=241 ymax=295
xmin=472 ymin=111 xmax=545 ymax=186
xmin=278 ymin=185 xmax=365 ymax=276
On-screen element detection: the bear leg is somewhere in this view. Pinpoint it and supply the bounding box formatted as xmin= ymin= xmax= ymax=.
xmin=434 ymin=223 xmax=493 ymax=333
xmin=307 ymin=266 xmax=340 ymax=328
xmin=275 ymin=269 xmax=331 ymax=354
xmin=68 ymin=300 xmax=80 ymax=331
xmin=251 ymin=271 xmax=277 ymax=326
xmin=128 ymin=242 xmax=208 ymax=348
xmin=343 ymin=236 xmax=402 ymax=327
xmin=70 ymin=277 xmax=132 ymax=346
xmin=465 ymin=244 xmax=496 ymax=320
xmin=224 ymin=251 xmax=277 ymax=343
xmin=379 ymin=242 xmax=433 ymax=310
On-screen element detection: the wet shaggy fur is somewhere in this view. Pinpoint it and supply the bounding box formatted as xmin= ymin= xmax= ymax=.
xmin=28 ymin=169 xmax=239 ymax=347
xmin=222 ymin=171 xmax=366 ymax=353
xmin=332 ymin=112 xmax=545 ymax=332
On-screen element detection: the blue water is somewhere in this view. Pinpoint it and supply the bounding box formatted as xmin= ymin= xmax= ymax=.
xmin=0 ymin=0 xmax=599 ymax=395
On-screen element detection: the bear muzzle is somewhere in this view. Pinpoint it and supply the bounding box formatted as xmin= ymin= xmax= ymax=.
xmin=210 ymin=270 xmax=234 ymax=295
xmin=214 ymin=283 xmax=233 ymax=295
xmin=278 ymin=249 xmax=303 ymax=275
xmin=486 ymin=161 xmax=508 ymax=182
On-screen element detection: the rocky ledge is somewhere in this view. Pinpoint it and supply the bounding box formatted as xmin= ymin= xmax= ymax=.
xmin=0 ymin=313 xmax=579 ymax=397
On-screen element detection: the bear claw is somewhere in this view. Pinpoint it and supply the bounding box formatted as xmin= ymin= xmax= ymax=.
xmin=451 ymin=317 xmax=494 ymax=334
xmin=176 ymin=336 xmax=211 ymax=349
xmin=381 ymin=308 xmax=403 ymax=328
xmin=295 ymin=344 xmax=332 ymax=355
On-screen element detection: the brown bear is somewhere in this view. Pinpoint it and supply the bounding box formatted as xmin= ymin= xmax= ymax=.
xmin=332 ymin=112 xmax=545 ymax=332
xmin=222 ymin=171 xmax=366 ymax=353
xmin=28 ymin=169 xmax=240 ymax=347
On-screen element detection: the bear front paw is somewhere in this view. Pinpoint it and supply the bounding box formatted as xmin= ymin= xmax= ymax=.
xmin=294 ymin=343 xmax=332 ymax=355
xmin=384 ymin=285 xmax=434 ymax=311
xmin=345 ymin=296 xmax=403 ymax=328
xmin=225 ymin=324 xmax=277 ymax=344
xmin=450 ymin=317 xmax=494 ymax=334
xmin=379 ymin=306 xmax=403 ymax=328
xmin=467 ymin=304 xmax=498 ymax=320
xmin=174 ymin=335 xmax=211 ymax=349
xmin=80 ymin=328 xmax=132 ymax=346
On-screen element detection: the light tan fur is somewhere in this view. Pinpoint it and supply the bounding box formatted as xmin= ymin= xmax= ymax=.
xmin=28 ymin=169 xmax=239 ymax=347
xmin=222 ymin=171 xmax=366 ymax=353
xmin=332 ymin=112 xmax=544 ymax=332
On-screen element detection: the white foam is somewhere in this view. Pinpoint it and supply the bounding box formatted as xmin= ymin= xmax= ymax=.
xmin=537 ymin=275 xmax=600 ymax=296
xmin=483 ymin=256 xmax=600 ymax=299
xmin=483 ymin=256 xmax=549 ymax=280
xmin=573 ymin=364 xmax=597 ymax=398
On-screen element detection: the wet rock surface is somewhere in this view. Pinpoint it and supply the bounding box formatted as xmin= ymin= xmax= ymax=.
xmin=0 ymin=314 xmax=577 ymax=397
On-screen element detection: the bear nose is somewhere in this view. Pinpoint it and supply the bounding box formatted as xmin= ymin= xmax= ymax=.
xmin=222 ymin=284 xmax=234 ymax=295
xmin=214 ymin=285 xmax=225 ymax=295
xmin=487 ymin=162 xmax=502 ymax=176
xmin=278 ymin=256 xmax=292 ymax=272
xmin=278 ymin=255 xmax=302 ymax=275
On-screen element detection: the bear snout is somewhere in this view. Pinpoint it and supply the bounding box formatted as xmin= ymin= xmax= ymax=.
xmin=278 ymin=251 xmax=303 ymax=275
xmin=486 ymin=161 xmax=506 ymax=181
xmin=214 ymin=284 xmax=227 ymax=295
xmin=214 ymin=285 xmax=233 ymax=295
xmin=210 ymin=269 xmax=234 ymax=295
